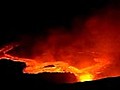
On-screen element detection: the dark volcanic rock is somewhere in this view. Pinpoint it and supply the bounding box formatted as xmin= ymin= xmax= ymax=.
xmin=24 ymin=72 xmax=77 ymax=84
xmin=0 ymin=59 xmax=120 ymax=90
xmin=0 ymin=59 xmax=26 ymax=80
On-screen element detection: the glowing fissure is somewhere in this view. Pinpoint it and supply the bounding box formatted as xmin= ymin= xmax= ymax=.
xmin=0 ymin=43 xmax=111 ymax=82
xmin=0 ymin=7 xmax=119 ymax=83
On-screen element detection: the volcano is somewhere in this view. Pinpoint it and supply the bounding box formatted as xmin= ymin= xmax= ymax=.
xmin=0 ymin=0 xmax=120 ymax=89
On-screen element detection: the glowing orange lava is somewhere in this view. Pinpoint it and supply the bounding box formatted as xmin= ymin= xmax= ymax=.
xmin=0 ymin=43 xmax=111 ymax=82
xmin=0 ymin=7 xmax=119 ymax=83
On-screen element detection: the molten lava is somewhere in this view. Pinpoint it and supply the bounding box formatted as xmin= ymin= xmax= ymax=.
xmin=0 ymin=42 xmax=111 ymax=82
xmin=79 ymin=73 xmax=93 ymax=82
xmin=0 ymin=7 xmax=119 ymax=83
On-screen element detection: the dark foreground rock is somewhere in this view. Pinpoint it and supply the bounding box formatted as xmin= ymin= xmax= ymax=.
xmin=0 ymin=59 xmax=120 ymax=90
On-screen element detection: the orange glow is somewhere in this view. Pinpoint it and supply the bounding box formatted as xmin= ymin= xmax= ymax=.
xmin=0 ymin=43 xmax=111 ymax=82
xmin=78 ymin=73 xmax=93 ymax=82
xmin=0 ymin=7 xmax=120 ymax=83
xmin=0 ymin=39 xmax=119 ymax=83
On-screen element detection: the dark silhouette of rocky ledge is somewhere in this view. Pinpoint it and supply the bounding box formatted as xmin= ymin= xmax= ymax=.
xmin=0 ymin=59 xmax=120 ymax=90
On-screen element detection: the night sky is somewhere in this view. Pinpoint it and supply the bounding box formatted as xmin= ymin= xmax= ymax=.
xmin=0 ymin=0 xmax=118 ymax=46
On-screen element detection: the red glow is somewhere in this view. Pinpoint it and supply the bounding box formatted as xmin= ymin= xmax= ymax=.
xmin=0 ymin=7 xmax=120 ymax=83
